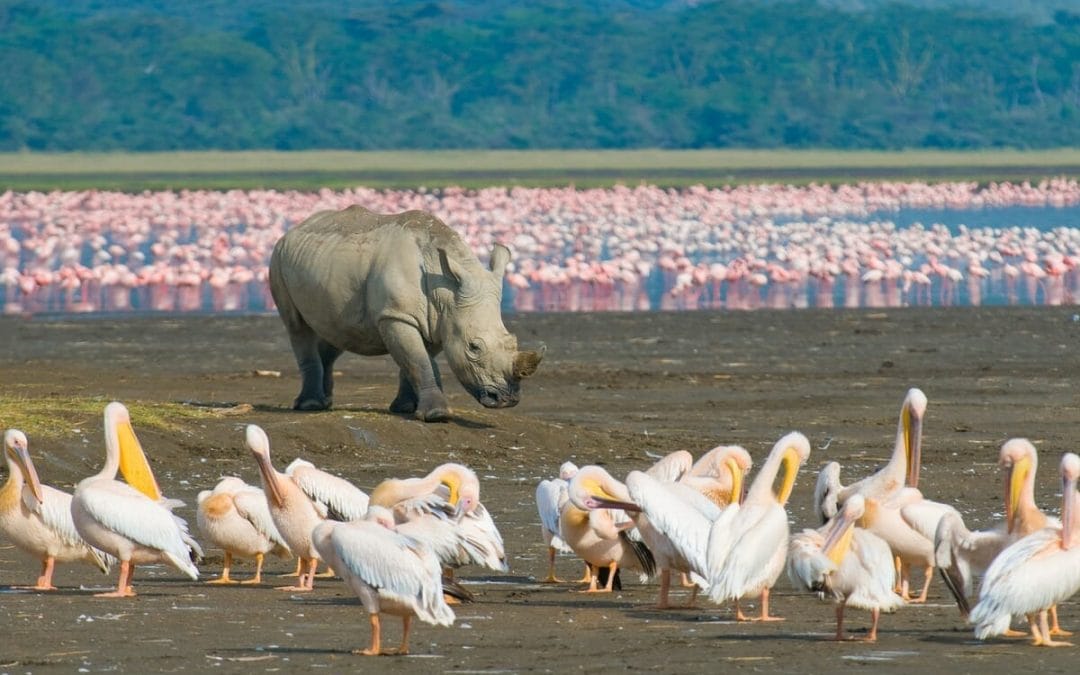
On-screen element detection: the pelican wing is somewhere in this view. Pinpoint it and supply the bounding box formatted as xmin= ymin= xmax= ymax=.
xmin=844 ymin=529 xmax=904 ymax=611
xmin=933 ymin=510 xmax=1009 ymax=615
xmin=626 ymin=470 xmax=719 ymax=576
xmin=232 ymin=488 xmax=290 ymax=552
xmin=899 ymin=496 xmax=960 ymax=542
xmin=79 ymin=482 xmax=198 ymax=578
xmin=535 ymin=478 xmax=571 ymax=552
xmin=709 ymin=503 xmax=789 ymax=603
xmin=704 ymin=502 xmax=743 ymax=583
xmin=786 ymin=529 xmax=835 ymax=596
xmin=287 ymin=461 xmax=369 ymax=521
xmin=457 ymin=503 xmax=509 ymax=572
xmin=322 ymin=521 xmax=454 ymax=627
xmin=31 ymin=485 xmax=113 ymax=573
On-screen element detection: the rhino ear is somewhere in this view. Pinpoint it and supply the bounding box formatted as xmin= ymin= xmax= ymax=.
xmin=438 ymin=247 xmax=465 ymax=289
xmin=489 ymin=244 xmax=511 ymax=281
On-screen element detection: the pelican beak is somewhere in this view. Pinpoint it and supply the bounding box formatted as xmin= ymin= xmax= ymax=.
xmin=822 ymin=510 xmax=857 ymax=565
xmin=591 ymin=494 xmax=641 ymax=512
xmin=253 ymin=451 xmax=285 ymax=509
xmin=775 ymin=447 xmax=802 ymax=505
xmin=12 ymin=444 xmax=44 ymax=506
xmin=442 ymin=476 xmax=463 ymax=515
xmin=115 ymin=417 xmax=162 ymax=501
xmin=1062 ymin=472 xmax=1077 ymax=550
xmin=1004 ymin=457 xmax=1029 ymax=534
xmin=904 ymin=406 xmax=923 ymax=489
xmin=726 ymin=457 xmax=745 ymax=506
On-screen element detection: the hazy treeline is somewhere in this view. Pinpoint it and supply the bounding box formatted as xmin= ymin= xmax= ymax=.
xmin=3 ymin=0 xmax=1079 ymax=152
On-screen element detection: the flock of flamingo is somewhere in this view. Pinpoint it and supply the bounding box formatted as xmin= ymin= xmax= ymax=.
xmin=3 ymin=391 xmax=1080 ymax=654
xmin=2 ymin=178 xmax=1080 ymax=316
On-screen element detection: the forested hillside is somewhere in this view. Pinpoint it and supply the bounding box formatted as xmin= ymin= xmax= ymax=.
xmin=2 ymin=0 xmax=1079 ymax=151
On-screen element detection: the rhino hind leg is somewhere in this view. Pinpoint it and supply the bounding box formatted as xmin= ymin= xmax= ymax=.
xmin=286 ymin=327 xmax=333 ymax=411
xmin=380 ymin=321 xmax=449 ymax=422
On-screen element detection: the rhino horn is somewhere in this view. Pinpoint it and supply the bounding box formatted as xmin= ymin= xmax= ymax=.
xmin=513 ymin=343 xmax=546 ymax=379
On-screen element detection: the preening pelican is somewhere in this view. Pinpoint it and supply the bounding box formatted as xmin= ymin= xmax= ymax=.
xmin=0 ymin=429 xmax=110 ymax=589
xmin=312 ymin=506 xmax=465 ymax=656
xmin=934 ymin=439 xmax=1057 ymax=617
xmin=563 ymin=465 xmax=656 ymax=592
xmin=707 ymin=431 xmax=811 ymax=621
xmin=622 ymin=445 xmax=753 ymax=607
xmin=284 ymin=458 xmax=370 ymax=521
xmin=788 ymin=494 xmax=904 ymax=641
xmin=970 ymin=453 xmax=1080 ymax=647
xmin=197 ymin=476 xmax=290 ymax=584
xmin=373 ymin=463 xmax=508 ymax=576
xmin=71 ymin=402 xmax=201 ymax=597
xmin=246 ymin=424 xmax=324 ymax=591
xmin=535 ymin=461 xmax=579 ymax=583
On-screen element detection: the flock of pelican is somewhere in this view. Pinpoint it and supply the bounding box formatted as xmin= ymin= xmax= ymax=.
xmin=0 ymin=402 xmax=505 ymax=655
xmin=3 ymin=389 xmax=1080 ymax=655
xmin=534 ymin=388 xmax=1080 ymax=646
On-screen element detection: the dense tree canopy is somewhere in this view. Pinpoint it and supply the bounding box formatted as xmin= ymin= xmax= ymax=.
xmin=2 ymin=0 xmax=1079 ymax=151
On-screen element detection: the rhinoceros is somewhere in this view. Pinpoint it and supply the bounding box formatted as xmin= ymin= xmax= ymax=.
xmin=268 ymin=205 xmax=544 ymax=421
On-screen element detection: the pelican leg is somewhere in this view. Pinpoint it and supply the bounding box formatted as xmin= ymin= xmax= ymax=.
xmin=96 ymin=560 xmax=136 ymax=598
xmin=276 ymin=557 xmax=315 ymax=591
xmin=892 ymin=555 xmax=903 ymax=593
xmin=396 ymin=615 xmax=412 ymax=656
xmin=316 ymin=564 xmax=336 ymax=578
xmin=655 ymin=569 xmax=672 ymax=609
xmin=752 ymin=588 xmax=784 ymax=622
xmin=1050 ymin=605 xmax=1073 ymax=637
xmin=208 ymin=552 xmax=239 ymax=584
xmin=864 ymin=608 xmax=881 ymax=642
xmin=910 ymin=565 xmax=933 ymax=603
xmin=354 ymin=614 xmax=382 ymax=656
xmin=734 ymin=599 xmax=752 ymax=621
xmin=680 ymin=572 xmax=695 ymax=588
xmin=1028 ymin=613 xmax=1044 ymax=645
xmin=241 ymin=553 xmax=266 ymax=585
xmin=541 ymin=546 xmax=563 ymax=583
xmin=575 ymin=562 xmax=593 ymax=584
xmin=31 ymin=556 xmax=58 ymax=590
xmin=1037 ymin=610 xmax=1073 ymax=647
xmin=579 ymin=565 xmax=600 ymax=593
xmin=602 ymin=562 xmax=617 ymax=592
xmin=831 ymin=604 xmax=846 ymax=641
xmin=899 ymin=563 xmax=913 ymax=601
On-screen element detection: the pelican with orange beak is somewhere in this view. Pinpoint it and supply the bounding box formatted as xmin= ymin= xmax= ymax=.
xmin=0 ymin=429 xmax=111 ymax=589
xmin=71 ymin=402 xmax=201 ymax=597
xmin=971 ymin=452 xmax=1080 ymax=647
xmin=245 ymin=424 xmax=325 ymax=591
xmin=788 ymin=494 xmax=904 ymax=641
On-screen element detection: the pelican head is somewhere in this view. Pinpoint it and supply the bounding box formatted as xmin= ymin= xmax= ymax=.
xmin=568 ymin=465 xmax=639 ymax=512
xmin=725 ymin=446 xmax=753 ymax=505
xmin=773 ymin=431 xmax=812 ymax=506
xmin=365 ymin=505 xmax=397 ymax=529
xmin=430 ymin=463 xmax=479 ymax=515
xmin=901 ymin=388 xmax=927 ymax=488
xmin=814 ymin=461 xmax=843 ymax=524
xmin=999 ymin=438 xmax=1036 ymax=533
xmin=1060 ymin=452 xmax=1080 ymax=550
xmin=822 ymin=493 xmax=864 ymax=565
xmin=558 ymin=461 xmax=580 ymax=481
xmin=246 ymin=424 xmax=285 ymax=508
xmin=4 ymin=429 xmax=43 ymax=505
xmin=103 ymin=401 xmax=162 ymax=501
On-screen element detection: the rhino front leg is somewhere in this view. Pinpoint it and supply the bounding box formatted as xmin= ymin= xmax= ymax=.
xmin=379 ymin=320 xmax=449 ymax=422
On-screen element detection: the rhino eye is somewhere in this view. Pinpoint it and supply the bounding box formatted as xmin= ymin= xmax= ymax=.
xmin=468 ymin=340 xmax=483 ymax=355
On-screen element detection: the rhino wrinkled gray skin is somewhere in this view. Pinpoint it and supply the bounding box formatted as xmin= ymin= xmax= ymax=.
xmin=268 ymin=206 xmax=545 ymax=422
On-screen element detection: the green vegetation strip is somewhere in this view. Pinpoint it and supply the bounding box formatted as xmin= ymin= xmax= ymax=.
xmin=1 ymin=150 xmax=1079 ymax=190
xmin=0 ymin=395 xmax=216 ymax=440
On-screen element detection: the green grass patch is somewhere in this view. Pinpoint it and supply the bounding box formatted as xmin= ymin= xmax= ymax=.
xmin=0 ymin=395 xmax=217 ymax=440
xmin=1 ymin=149 xmax=1079 ymax=190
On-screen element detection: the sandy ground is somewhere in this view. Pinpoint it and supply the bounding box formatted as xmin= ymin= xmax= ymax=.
xmin=2 ymin=307 xmax=1080 ymax=673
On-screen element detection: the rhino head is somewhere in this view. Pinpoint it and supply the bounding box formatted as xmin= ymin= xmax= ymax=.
xmin=438 ymin=244 xmax=545 ymax=408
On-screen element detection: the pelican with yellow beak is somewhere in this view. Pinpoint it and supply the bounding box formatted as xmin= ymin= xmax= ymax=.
xmin=0 ymin=429 xmax=111 ymax=589
xmin=71 ymin=402 xmax=201 ymax=597
xmin=707 ymin=431 xmax=811 ymax=621
xmin=971 ymin=453 xmax=1080 ymax=647
xmin=788 ymin=494 xmax=904 ymax=641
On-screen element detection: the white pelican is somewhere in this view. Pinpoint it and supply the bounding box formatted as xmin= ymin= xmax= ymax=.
xmin=246 ymin=424 xmax=324 ymax=591
xmin=373 ymin=463 xmax=508 ymax=576
xmin=621 ymin=445 xmax=753 ymax=607
xmin=196 ymin=476 xmax=290 ymax=584
xmin=934 ymin=439 xmax=1055 ymax=618
xmin=562 ymin=465 xmax=656 ymax=592
xmin=970 ymin=453 xmax=1080 ymax=647
xmin=71 ymin=402 xmax=201 ymax=597
xmin=788 ymin=494 xmax=903 ymax=641
xmin=312 ymin=506 xmax=464 ymax=656
xmin=284 ymin=458 xmax=370 ymax=521
xmin=0 ymin=429 xmax=111 ymax=589
xmin=707 ymin=431 xmax=811 ymax=620
xmin=534 ymin=461 xmax=580 ymax=583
